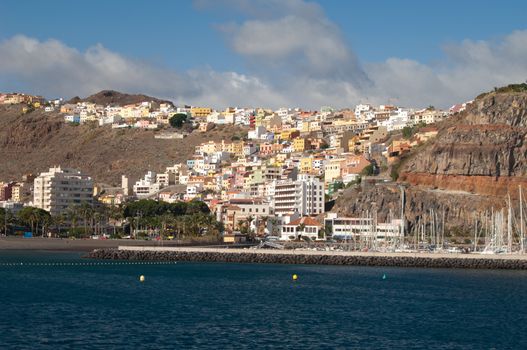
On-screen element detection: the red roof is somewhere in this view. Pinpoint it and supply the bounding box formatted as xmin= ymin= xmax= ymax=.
xmin=286 ymin=217 xmax=322 ymax=227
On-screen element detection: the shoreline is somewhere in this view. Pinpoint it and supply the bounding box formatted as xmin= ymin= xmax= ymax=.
xmin=0 ymin=237 xmax=219 ymax=252
xmin=86 ymin=246 xmax=527 ymax=270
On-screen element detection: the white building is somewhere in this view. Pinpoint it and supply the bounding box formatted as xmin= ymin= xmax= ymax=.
xmin=133 ymin=171 xmax=160 ymax=198
xmin=281 ymin=216 xmax=323 ymax=241
xmin=99 ymin=114 xmax=122 ymax=126
xmin=121 ymin=175 xmax=132 ymax=196
xmin=248 ymin=126 xmax=268 ymax=140
xmin=354 ymin=104 xmax=371 ymax=118
xmin=270 ymin=174 xmax=324 ymax=217
xmin=33 ymin=167 xmax=93 ymax=215
xmin=324 ymin=213 xmax=402 ymax=241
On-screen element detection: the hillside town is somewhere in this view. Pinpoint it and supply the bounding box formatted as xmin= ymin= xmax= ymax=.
xmin=0 ymin=91 xmax=472 ymax=244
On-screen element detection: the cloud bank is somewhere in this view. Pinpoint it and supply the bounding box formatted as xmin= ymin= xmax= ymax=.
xmin=1 ymin=0 xmax=527 ymax=109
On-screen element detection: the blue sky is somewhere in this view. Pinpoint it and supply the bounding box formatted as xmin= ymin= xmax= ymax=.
xmin=1 ymin=0 xmax=527 ymax=108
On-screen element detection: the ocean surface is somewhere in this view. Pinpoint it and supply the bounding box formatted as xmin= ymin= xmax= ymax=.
xmin=1 ymin=251 xmax=526 ymax=349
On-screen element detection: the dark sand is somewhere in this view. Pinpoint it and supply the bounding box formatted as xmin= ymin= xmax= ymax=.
xmin=0 ymin=237 xmax=182 ymax=252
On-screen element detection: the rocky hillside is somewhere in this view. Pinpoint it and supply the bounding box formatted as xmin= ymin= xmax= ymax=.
xmin=67 ymin=90 xmax=173 ymax=106
xmin=400 ymin=90 xmax=527 ymax=197
xmin=333 ymin=87 xmax=527 ymax=233
xmin=0 ymin=105 xmax=244 ymax=185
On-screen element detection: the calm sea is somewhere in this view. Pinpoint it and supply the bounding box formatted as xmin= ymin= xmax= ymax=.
xmin=0 ymin=251 xmax=526 ymax=349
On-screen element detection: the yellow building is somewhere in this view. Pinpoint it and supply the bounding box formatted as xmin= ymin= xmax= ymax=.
xmin=275 ymin=153 xmax=288 ymax=166
xmin=301 ymin=121 xmax=311 ymax=133
xmin=280 ymin=129 xmax=300 ymax=140
xmin=300 ymin=157 xmax=314 ymax=174
xmin=11 ymin=183 xmax=24 ymax=202
xmin=221 ymin=140 xmax=244 ymax=157
xmin=191 ymin=107 xmax=212 ymax=118
xmin=293 ymin=138 xmax=307 ymax=153
xmin=200 ymin=141 xmax=220 ymax=154
xmin=324 ymin=158 xmax=345 ymax=184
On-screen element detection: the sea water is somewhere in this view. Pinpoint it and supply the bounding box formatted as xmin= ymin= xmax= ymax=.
xmin=0 ymin=251 xmax=526 ymax=349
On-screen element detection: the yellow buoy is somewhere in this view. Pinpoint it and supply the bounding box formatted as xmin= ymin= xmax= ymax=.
xmin=292 ymin=274 xmax=298 ymax=281
xmin=139 ymin=275 xmax=145 ymax=283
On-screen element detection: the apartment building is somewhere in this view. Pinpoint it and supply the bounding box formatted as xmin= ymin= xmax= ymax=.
xmin=133 ymin=171 xmax=160 ymax=198
xmin=33 ymin=167 xmax=93 ymax=215
xmin=270 ymin=174 xmax=324 ymax=216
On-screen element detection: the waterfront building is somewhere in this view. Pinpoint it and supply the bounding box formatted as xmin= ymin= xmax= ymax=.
xmin=33 ymin=167 xmax=93 ymax=215
xmin=324 ymin=213 xmax=402 ymax=241
xmin=281 ymin=216 xmax=323 ymax=241
xmin=270 ymin=174 xmax=324 ymax=217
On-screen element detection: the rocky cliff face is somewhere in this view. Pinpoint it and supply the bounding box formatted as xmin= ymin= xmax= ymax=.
xmin=400 ymin=92 xmax=527 ymax=198
xmin=332 ymin=182 xmax=504 ymax=233
xmin=333 ymin=91 xmax=527 ymax=233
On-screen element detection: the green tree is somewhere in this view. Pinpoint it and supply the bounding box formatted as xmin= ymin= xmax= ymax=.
xmin=296 ymin=223 xmax=306 ymax=240
xmin=78 ymin=202 xmax=94 ymax=236
xmin=360 ymin=163 xmax=375 ymax=176
xmin=66 ymin=206 xmax=80 ymax=236
xmin=52 ymin=213 xmax=67 ymax=237
xmin=0 ymin=208 xmax=15 ymax=235
xmin=169 ymin=113 xmax=188 ymax=128
xmin=17 ymin=207 xmax=51 ymax=236
xmin=402 ymin=126 xmax=415 ymax=139
xmin=108 ymin=205 xmax=124 ymax=237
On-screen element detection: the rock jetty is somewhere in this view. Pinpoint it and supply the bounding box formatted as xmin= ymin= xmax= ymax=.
xmin=86 ymin=247 xmax=527 ymax=270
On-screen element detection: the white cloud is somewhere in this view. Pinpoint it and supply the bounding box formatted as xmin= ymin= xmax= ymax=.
xmin=198 ymin=0 xmax=527 ymax=108
xmin=364 ymin=30 xmax=527 ymax=107
xmin=218 ymin=0 xmax=368 ymax=85
xmin=0 ymin=35 xmax=289 ymax=107
xmin=0 ymin=35 xmax=198 ymax=99
xmin=1 ymin=1 xmax=527 ymax=109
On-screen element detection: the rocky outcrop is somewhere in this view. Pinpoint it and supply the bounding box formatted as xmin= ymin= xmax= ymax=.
xmin=333 ymin=91 xmax=527 ymax=233
xmin=400 ymin=92 xmax=527 ymax=196
xmin=332 ymin=182 xmax=505 ymax=232
xmin=68 ymin=90 xmax=173 ymax=107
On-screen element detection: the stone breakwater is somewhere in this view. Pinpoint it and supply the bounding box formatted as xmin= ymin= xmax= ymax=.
xmin=86 ymin=247 xmax=527 ymax=270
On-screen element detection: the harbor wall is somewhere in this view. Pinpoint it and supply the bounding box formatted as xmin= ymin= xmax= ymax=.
xmin=86 ymin=247 xmax=527 ymax=270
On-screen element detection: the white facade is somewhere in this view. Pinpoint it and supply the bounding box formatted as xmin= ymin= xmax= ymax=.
xmin=248 ymin=126 xmax=268 ymax=140
xmin=324 ymin=213 xmax=402 ymax=240
xmin=270 ymin=174 xmax=324 ymax=216
xmin=33 ymin=167 xmax=93 ymax=215
xmin=133 ymin=171 xmax=160 ymax=198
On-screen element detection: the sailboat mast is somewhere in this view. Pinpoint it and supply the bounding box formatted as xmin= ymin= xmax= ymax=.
xmin=520 ymin=185 xmax=524 ymax=254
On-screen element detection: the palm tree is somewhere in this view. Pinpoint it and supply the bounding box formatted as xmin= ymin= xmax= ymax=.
xmin=1 ymin=208 xmax=15 ymax=235
xmin=245 ymin=215 xmax=255 ymax=241
xmin=258 ymin=216 xmax=269 ymax=237
xmin=78 ymin=202 xmax=94 ymax=237
xmin=296 ymin=223 xmax=306 ymax=241
xmin=160 ymin=213 xmax=173 ymax=240
xmin=268 ymin=217 xmax=280 ymax=237
xmin=18 ymin=207 xmax=38 ymax=236
xmin=66 ymin=206 xmax=79 ymax=237
xmin=108 ymin=205 xmax=123 ymax=237
xmin=40 ymin=212 xmax=52 ymax=237
xmin=53 ymin=213 xmax=67 ymax=237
